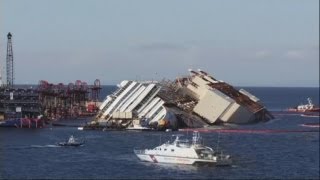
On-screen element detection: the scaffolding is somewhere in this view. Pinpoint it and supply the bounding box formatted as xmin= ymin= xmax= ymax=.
xmin=38 ymin=80 xmax=99 ymax=120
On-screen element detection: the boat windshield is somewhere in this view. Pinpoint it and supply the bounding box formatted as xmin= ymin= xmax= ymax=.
xmin=176 ymin=139 xmax=191 ymax=148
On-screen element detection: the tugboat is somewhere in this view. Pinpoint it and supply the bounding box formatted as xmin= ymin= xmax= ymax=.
xmin=134 ymin=131 xmax=232 ymax=166
xmin=287 ymin=98 xmax=320 ymax=113
xmin=58 ymin=135 xmax=84 ymax=147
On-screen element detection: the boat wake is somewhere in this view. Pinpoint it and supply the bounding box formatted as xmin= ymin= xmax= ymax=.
xmin=30 ymin=144 xmax=61 ymax=148
xmin=179 ymin=128 xmax=319 ymax=133
xmin=3 ymin=144 xmax=61 ymax=150
xmin=300 ymin=114 xmax=320 ymax=118
xmin=273 ymin=113 xmax=301 ymax=116
xmin=300 ymin=124 xmax=320 ymax=128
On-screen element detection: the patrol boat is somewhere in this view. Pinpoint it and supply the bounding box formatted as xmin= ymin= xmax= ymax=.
xmin=134 ymin=131 xmax=231 ymax=166
xmin=58 ymin=135 xmax=84 ymax=147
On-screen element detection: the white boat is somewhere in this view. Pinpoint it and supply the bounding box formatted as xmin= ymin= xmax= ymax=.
xmin=126 ymin=124 xmax=152 ymax=131
xmin=134 ymin=131 xmax=232 ymax=166
xmin=58 ymin=135 xmax=84 ymax=147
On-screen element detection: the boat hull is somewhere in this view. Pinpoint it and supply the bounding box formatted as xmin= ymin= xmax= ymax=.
xmin=126 ymin=127 xmax=153 ymax=131
xmin=135 ymin=153 xmax=231 ymax=166
xmin=57 ymin=142 xmax=84 ymax=147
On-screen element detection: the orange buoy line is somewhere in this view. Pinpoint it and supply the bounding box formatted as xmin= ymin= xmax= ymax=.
xmin=178 ymin=128 xmax=319 ymax=134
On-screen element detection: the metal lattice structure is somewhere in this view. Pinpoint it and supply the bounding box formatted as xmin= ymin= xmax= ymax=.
xmin=6 ymin=32 xmax=14 ymax=87
xmin=91 ymin=79 xmax=101 ymax=102
xmin=38 ymin=80 xmax=92 ymax=119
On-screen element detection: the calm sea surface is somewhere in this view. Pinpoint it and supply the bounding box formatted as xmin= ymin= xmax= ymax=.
xmin=0 ymin=87 xmax=319 ymax=179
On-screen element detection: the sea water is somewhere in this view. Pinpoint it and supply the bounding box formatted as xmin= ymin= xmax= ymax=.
xmin=0 ymin=87 xmax=319 ymax=179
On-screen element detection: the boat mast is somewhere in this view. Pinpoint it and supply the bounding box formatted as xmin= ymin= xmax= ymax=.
xmin=307 ymin=98 xmax=313 ymax=106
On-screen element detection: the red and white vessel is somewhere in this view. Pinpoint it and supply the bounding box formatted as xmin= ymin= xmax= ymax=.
xmin=134 ymin=131 xmax=231 ymax=166
xmin=287 ymin=98 xmax=320 ymax=113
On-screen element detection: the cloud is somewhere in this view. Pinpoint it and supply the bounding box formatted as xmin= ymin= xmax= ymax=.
xmin=137 ymin=42 xmax=188 ymax=51
xmin=284 ymin=50 xmax=305 ymax=59
xmin=254 ymin=50 xmax=271 ymax=58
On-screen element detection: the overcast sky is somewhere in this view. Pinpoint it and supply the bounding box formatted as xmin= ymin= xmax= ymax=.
xmin=0 ymin=0 xmax=319 ymax=87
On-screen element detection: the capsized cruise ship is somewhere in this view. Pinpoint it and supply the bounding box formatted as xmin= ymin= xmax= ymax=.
xmin=90 ymin=69 xmax=273 ymax=129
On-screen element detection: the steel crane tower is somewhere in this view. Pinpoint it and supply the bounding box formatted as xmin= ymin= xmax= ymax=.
xmin=6 ymin=32 xmax=14 ymax=87
xmin=0 ymin=60 xmax=3 ymax=86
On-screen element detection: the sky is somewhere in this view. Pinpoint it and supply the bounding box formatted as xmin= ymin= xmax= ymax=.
xmin=0 ymin=0 xmax=319 ymax=87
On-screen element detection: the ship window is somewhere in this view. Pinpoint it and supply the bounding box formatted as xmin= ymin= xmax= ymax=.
xmin=164 ymin=149 xmax=167 ymax=151
xmin=171 ymin=149 xmax=174 ymax=152
xmin=160 ymin=148 xmax=161 ymax=151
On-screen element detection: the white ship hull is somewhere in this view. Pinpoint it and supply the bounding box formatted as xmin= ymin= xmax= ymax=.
xmin=134 ymin=131 xmax=232 ymax=166
xmin=135 ymin=153 xmax=231 ymax=166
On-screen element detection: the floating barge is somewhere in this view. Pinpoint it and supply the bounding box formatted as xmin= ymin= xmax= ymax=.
xmin=0 ymin=87 xmax=45 ymax=128
xmin=0 ymin=79 xmax=101 ymax=128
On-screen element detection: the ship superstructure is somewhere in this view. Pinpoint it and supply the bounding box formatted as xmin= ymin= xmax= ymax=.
xmin=91 ymin=69 xmax=273 ymax=129
xmin=94 ymin=81 xmax=174 ymax=128
xmin=176 ymin=69 xmax=273 ymax=124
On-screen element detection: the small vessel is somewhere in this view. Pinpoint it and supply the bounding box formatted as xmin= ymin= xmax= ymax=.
xmin=287 ymin=98 xmax=320 ymax=113
xmin=134 ymin=131 xmax=231 ymax=166
xmin=58 ymin=135 xmax=84 ymax=147
xmin=77 ymin=127 xmax=84 ymax=130
xmin=126 ymin=124 xmax=152 ymax=131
